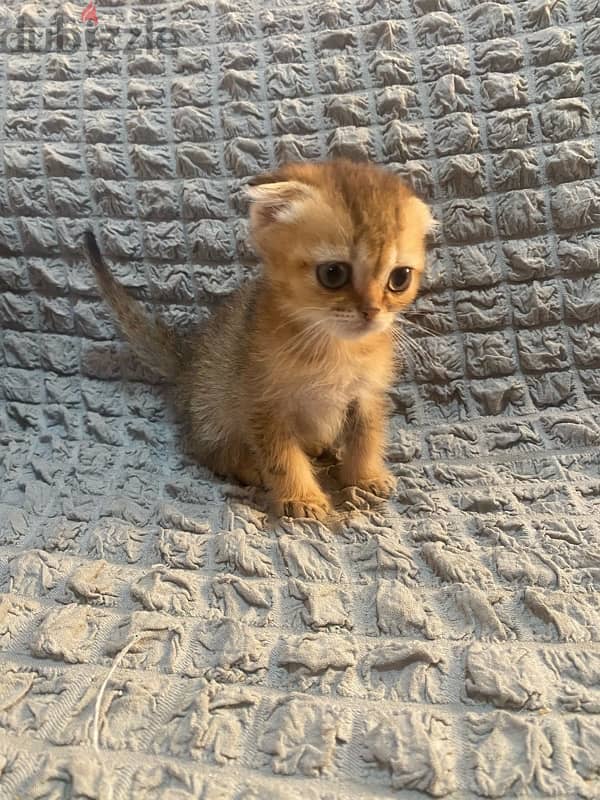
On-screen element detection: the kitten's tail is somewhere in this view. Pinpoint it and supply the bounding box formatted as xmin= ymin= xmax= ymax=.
xmin=84 ymin=231 xmax=183 ymax=380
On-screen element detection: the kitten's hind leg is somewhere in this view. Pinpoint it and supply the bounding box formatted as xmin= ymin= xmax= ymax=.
xmin=208 ymin=445 xmax=263 ymax=487
xmin=230 ymin=453 xmax=263 ymax=487
xmin=185 ymin=435 xmax=262 ymax=487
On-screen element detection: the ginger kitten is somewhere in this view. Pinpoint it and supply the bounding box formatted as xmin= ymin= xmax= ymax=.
xmin=85 ymin=159 xmax=432 ymax=520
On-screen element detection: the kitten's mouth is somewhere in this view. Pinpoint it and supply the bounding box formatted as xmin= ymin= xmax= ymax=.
xmin=300 ymin=311 xmax=390 ymax=341
xmin=332 ymin=317 xmax=390 ymax=340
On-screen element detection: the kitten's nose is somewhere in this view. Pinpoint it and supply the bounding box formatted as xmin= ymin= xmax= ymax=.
xmin=361 ymin=305 xmax=381 ymax=321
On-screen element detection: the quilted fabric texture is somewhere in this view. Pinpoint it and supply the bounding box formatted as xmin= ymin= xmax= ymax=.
xmin=1 ymin=0 xmax=600 ymax=797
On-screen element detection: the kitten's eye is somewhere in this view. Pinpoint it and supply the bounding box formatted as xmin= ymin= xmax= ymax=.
xmin=388 ymin=266 xmax=412 ymax=292
xmin=316 ymin=261 xmax=351 ymax=290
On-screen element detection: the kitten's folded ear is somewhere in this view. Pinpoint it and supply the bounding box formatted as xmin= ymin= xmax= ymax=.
xmin=407 ymin=194 xmax=437 ymax=235
xmin=247 ymin=173 xmax=318 ymax=226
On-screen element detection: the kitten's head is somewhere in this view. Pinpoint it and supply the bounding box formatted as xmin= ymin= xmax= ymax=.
xmin=248 ymin=159 xmax=433 ymax=341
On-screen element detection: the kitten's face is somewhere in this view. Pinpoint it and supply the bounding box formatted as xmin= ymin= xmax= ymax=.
xmin=249 ymin=159 xmax=432 ymax=341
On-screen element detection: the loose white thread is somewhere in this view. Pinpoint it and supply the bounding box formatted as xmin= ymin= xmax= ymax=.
xmin=91 ymin=633 xmax=143 ymax=752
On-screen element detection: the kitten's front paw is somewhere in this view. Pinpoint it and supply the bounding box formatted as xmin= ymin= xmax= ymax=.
xmin=341 ymin=468 xmax=397 ymax=498
xmin=275 ymin=494 xmax=332 ymax=521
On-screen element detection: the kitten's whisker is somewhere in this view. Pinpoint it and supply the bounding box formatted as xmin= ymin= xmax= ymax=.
xmin=269 ymin=311 xmax=318 ymax=339
xmin=395 ymin=317 xmax=438 ymax=337
xmin=268 ymin=307 xmax=331 ymax=340
xmin=391 ymin=329 xmax=435 ymax=369
xmin=261 ymin=326 xmax=312 ymax=361
xmin=397 ymin=344 xmax=434 ymax=371
xmin=269 ymin=318 xmax=331 ymax=363
xmin=403 ymin=309 xmax=436 ymax=321
xmin=392 ymin=323 xmax=433 ymax=348
xmin=392 ymin=328 xmax=430 ymax=353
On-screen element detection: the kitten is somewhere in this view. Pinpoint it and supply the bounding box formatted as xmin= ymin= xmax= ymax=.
xmin=85 ymin=158 xmax=432 ymax=520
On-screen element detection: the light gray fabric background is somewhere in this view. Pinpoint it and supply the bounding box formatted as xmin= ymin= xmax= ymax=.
xmin=0 ymin=0 xmax=600 ymax=797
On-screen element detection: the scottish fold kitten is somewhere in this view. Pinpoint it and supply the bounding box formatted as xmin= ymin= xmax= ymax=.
xmin=86 ymin=159 xmax=432 ymax=519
